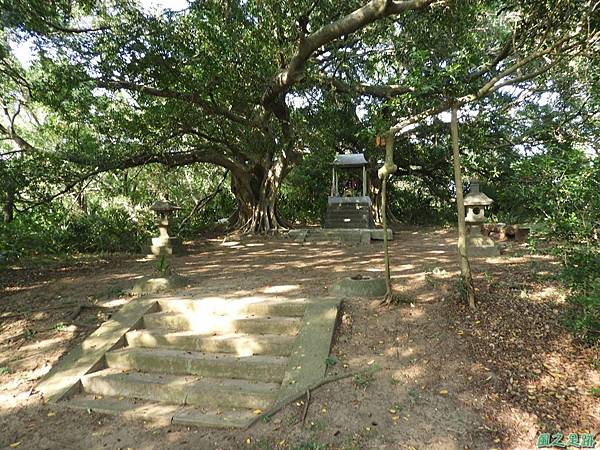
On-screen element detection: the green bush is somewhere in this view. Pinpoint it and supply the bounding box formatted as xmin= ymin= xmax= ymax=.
xmin=500 ymin=150 xmax=599 ymax=242
xmin=389 ymin=176 xmax=455 ymax=225
xmin=63 ymin=206 xmax=153 ymax=253
xmin=279 ymin=154 xmax=331 ymax=224
xmin=561 ymin=245 xmax=600 ymax=292
xmin=0 ymin=203 xmax=154 ymax=261
xmin=560 ymin=246 xmax=600 ymax=344
xmin=569 ymin=285 xmax=600 ymax=344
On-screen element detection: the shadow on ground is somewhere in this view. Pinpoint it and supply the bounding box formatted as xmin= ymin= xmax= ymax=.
xmin=0 ymin=228 xmax=598 ymax=449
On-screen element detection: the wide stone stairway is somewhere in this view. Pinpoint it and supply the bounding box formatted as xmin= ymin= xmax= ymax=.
xmin=38 ymin=295 xmax=340 ymax=429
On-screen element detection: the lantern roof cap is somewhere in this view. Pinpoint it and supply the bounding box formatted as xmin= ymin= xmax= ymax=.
xmin=333 ymin=153 xmax=367 ymax=167
xmin=464 ymin=179 xmax=493 ymax=206
xmin=150 ymin=199 xmax=180 ymax=212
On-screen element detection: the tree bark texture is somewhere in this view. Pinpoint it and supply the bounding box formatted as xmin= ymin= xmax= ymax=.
xmin=379 ymin=134 xmax=398 ymax=305
xmin=450 ymin=107 xmax=476 ymax=309
xmin=230 ymin=160 xmax=286 ymax=233
xmin=3 ymin=186 xmax=15 ymax=223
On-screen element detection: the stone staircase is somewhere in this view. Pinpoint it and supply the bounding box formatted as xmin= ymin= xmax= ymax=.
xmin=52 ymin=297 xmax=319 ymax=428
xmin=323 ymin=201 xmax=375 ymax=229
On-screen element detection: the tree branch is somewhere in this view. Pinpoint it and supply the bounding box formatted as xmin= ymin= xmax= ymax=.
xmin=319 ymin=76 xmax=414 ymax=98
xmin=96 ymin=80 xmax=253 ymax=127
xmin=18 ymin=169 xmax=103 ymax=212
xmin=177 ymin=169 xmax=229 ymax=233
xmin=388 ymin=31 xmax=589 ymax=135
xmin=466 ymin=33 xmax=514 ymax=82
xmin=0 ymin=121 xmax=37 ymax=153
xmin=262 ymin=0 xmax=438 ymax=106
xmin=40 ymin=18 xmax=111 ymax=34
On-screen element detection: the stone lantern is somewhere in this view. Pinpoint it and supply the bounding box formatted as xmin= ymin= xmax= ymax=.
xmin=148 ymin=199 xmax=184 ymax=257
xmin=463 ymin=179 xmax=499 ymax=256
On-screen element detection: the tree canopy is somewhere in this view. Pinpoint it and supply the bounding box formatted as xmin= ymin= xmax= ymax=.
xmin=0 ymin=0 xmax=598 ymax=239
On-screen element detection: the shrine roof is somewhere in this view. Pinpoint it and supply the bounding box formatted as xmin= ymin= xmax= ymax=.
xmin=150 ymin=199 xmax=181 ymax=212
xmin=333 ymin=153 xmax=368 ymax=167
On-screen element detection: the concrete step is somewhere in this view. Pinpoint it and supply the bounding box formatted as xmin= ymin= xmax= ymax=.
xmin=81 ymin=369 xmax=279 ymax=409
xmin=61 ymin=394 xmax=181 ymax=425
xmin=126 ymin=329 xmax=295 ymax=356
xmin=323 ymin=222 xmax=371 ymax=229
xmin=105 ymin=347 xmax=287 ymax=382
xmin=324 ymin=219 xmax=370 ymax=226
xmin=173 ymin=405 xmax=256 ymax=429
xmin=142 ymin=312 xmax=302 ymax=335
xmin=324 ymin=218 xmax=369 ymax=224
xmin=157 ymin=298 xmax=305 ymax=317
xmin=327 ymin=204 xmax=371 ymax=209
xmin=325 ymin=211 xmax=371 ymax=217
xmin=62 ymin=395 xmax=257 ymax=428
xmin=325 ymin=214 xmax=369 ymax=219
xmin=325 ymin=209 xmax=370 ymax=215
xmin=325 ymin=208 xmax=369 ymax=213
xmin=325 ymin=210 xmax=370 ymax=217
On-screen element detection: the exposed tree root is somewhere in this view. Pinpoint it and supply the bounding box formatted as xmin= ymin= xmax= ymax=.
xmin=380 ymin=287 xmax=395 ymax=307
xmin=246 ymin=366 xmax=381 ymax=429
xmin=300 ymin=389 xmax=310 ymax=425
xmin=230 ymin=207 xmax=289 ymax=235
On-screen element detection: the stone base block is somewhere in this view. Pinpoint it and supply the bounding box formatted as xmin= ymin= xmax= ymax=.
xmin=151 ymin=236 xmax=181 ymax=247
xmin=288 ymin=229 xmax=308 ymax=242
xmin=331 ymin=275 xmax=387 ymax=298
xmin=131 ymin=275 xmax=188 ymax=295
xmin=288 ymin=228 xmax=392 ymax=244
xmin=369 ymin=229 xmax=393 ymax=240
xmin=148 ymin=237 xmax=185 ymax=257
xmin=467 ymin=235 xmax=500 ymax=257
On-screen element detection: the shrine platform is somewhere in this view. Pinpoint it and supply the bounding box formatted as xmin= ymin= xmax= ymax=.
xmin=288 ymin=228 xmax=393 ymax=245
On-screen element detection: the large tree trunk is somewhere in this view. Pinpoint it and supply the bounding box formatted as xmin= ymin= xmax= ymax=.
xmin=230 ymin=160 xmax=287 ymax=233
xmin=3 ymin=187 xmax=15 ymax=223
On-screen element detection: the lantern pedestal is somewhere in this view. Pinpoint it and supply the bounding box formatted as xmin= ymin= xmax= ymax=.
xmin=131 ymin=274 xmax=188 ymax=295
xmin=149 ymin=236 xmax=184 ymax=257
xmin=467 ymin=225 xmax=500 ymax=257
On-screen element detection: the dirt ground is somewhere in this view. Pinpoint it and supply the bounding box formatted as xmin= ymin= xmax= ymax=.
xmin=0 ymin=228 xmax=598 ymax=450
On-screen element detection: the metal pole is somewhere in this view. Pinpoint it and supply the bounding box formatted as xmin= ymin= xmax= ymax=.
xmin=331 ymin=167 xmax=335 ymax=196
xmin=334 ymin=169 xmax=338 ymax=196
xmin=362 ymin=165 xmax=367 ymax=197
